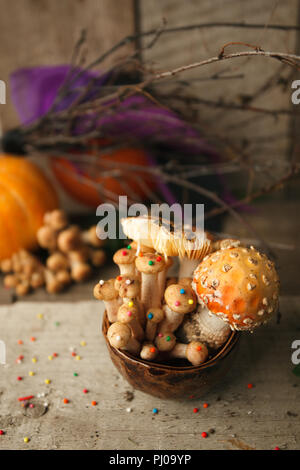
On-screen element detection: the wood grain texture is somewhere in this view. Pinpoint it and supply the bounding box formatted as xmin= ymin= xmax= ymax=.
xmin=0 ymin=0 xmax=135 ymax=130
xmin=0 ymin=296 xmax=299 ymax=450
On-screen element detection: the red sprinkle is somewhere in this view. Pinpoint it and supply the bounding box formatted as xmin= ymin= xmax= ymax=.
xmin=156 ymin=256 xmax=162 ymax=262
xmin=63 ymin=398 xmax=69 ymax=404
xmin=17 ymin=376 xmax=22 ymax=381
xmin=193 ymin=408 xmax=199 ymax=413
xmin=91 ymin=401 xmax=97 ymax=406
xmin=247 ymin=383 xmax=254 ymax=389
xmin=83 ymin=389 xmax=89 ymax=394
xmin=18 ymin=395 xmax=34 ymax=402
xmin=175 ymin=301 xmax=180 ymax=306
xmin=71 ymin=352 xmax=77 ymax=357
xmin=202 ymin=432 xmax=208 ymax=438
xmin=122 ymin=251 xmax=128 ymax=256
xmin=0 ymin=430 xmax=4 ymax=435
xmin=203 ymin=403 xmax=209 ymax=408
xmin=150 ymin=347 xmax=156 ymax=353
xmin=117 ymin=276 xmax=122 ymax=281
xmin=274 ymin=446 xmax=280 ymax=450
xmin=196 ymin=346 xmax=202 ymax=351
xmin=29 ymin=404 xmax=34 ymax=409
xmin=53 ymin=353 xmax=58 ymax=357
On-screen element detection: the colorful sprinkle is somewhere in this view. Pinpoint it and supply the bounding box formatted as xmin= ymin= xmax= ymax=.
xmin=91 ymin=401 xmax=97 ymax=406
xmin=18 ymin=395 xmax=34 ymax=402
xmin=0 ymin=430 xmax=4 ymax=435
xmin=23 ymin=437 xmax=30 ymax=443
xmin=37 ymin=314 xmax=44 ymax=320
xmin=30 ymin=337 xmax=36 ymax=342
xmin=180 ymin=288 xmax=185 ymax=294
xmin=63 ymin=398 xmax=69 ymax=404
xmin=156 ymin=256 xmax=162 ymax=262
xmin=152 ymin=408 xmax=158 ymax=414
xmin=122 ymin=251 xmax=128 ymax=256
xmin=18 ymin=340 xmax=23 ymax=345
xmin=73 ymin=373 xmax=78 ymax=377
xmin=193 ymin=408 xmax=199 ymax=413
xmin=127 ymin=245 xmax=131 ymax=250
xmin=75 ymin=355 xmax=81 ymax=361
xmin=201 ymin=432 xmax=208 ymax=438
xmin=29 ymin=371 xmax=35 ymax=377
xmin=32 ymin=357 xmax=37 ymax=363
xmin=44 ymin=379 xmax=51 ymax=385
xmin=175 ymin=301 xmax=180 ymax=306
xmin=166 ymin=336 xmax=171 ymax=342
xmin=71 ymin=352 xmax=77 ymax=357
xmin=150 ymin=347 xmax=156 ymax=353
xmin=55 ymin=322 xmax=60 ymax=327
xmin=148 ymin=260 xmax=154 ymax=266
xmin=29 ymin=404 xmax=34 ymax=409
xmin=158 ymin=333 xmax=163 ymax=338
xmin=80 ymin=341 xmax=86 ymax=347
xmin=188 ymin=299 xmax=194 ymax=305
xmin=127 ymin=311 xmax=132 ymax=317
xmin=147 ymin=313 xmax=154 ymax=320
xmin=83 ymin=389 xmax=89 ymax=394
xmin=274 ymin=446 xmax=280 ymax=450
xmin=247 ymin=383 xmax=254 ymax=389
xmin=203 ymin=403 xmax=209 ymax=408
xmin=48 ymin=355 xmax=53 ymax=361
xmin=116 ymin=276 xmax=122 ymax=281
xmin=17 ymin=376 xmax=22 ymax=381
xmin=196 ymin=346 xmax=202 ymax=351
xmin=128 ymin=301 xmax=134 ymax=307
xmin=53 ymin=353 xmax=58 ymax=357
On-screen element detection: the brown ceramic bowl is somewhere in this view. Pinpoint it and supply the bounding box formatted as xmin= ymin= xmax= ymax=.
xmin=102 ymin=312 xmax=240 ymax=400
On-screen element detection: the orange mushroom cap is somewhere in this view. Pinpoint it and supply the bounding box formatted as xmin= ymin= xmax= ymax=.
xmin=192 ymin=246 xmax=279 ymax=331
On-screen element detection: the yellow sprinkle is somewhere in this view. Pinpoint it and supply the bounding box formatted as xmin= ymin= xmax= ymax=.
xmin=80 ymin=341 xmax=86 ymax=347
xmin=37 ymin=314 xmax=43 ymax=320
xmin=24 ymin=437 xmax=30 ymax=443
xmin=128 ymin=301 xmax=134 ymax=307
xmin=29 ymin=371 xmax=35 ymax=377
xmin=75 ymin=355 xmax=81 ymax=361
xmin=45 ymin=379 xmax=51 ymax=385
xmin=32 ymin=357 xmax=37 ymax=363
xmin=188 ymin=299 xmax=194 ymax=305
xmin=48 ymin=355 xmax=53 ymax=361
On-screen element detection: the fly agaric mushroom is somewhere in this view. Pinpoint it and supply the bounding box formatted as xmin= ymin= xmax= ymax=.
xmin=159 ymin=283 xmax=197 ymax=333
xmin=135 ymin=253 xmax=166 ymax=311
xmin=117 ymin=304 xmax=144 ymax=341
xmin=113 ymin=247 xmax=137 ymax=276
xmin=155 ymin=332 xmax=177 ymax=352
xmin=140 ymin=342 xmax=159 ymax=361
xmin=93 ymin=279 xmax=120 ymax=323
xmin=182 ymin=245 xmax=280 ymax=349
xmin=145 ymin=308 xmax=164 ymax=342
xmin=165 ymin=341 xmax=208 ymax=366
xmin=107 ymin=322 xmax=141 ymax=356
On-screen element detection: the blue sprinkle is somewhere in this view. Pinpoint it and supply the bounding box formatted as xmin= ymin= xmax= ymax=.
xmin=180 ymin=288 xmax=185 ymax=294
xmin=148 ymin=313 xmax=154 ymax=320
xmin=153 ymin=408 xmax=158 ymax=414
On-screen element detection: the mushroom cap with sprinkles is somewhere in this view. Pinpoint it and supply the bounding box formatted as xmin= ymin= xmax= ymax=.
xmin=93 ymin=278 xmax=119 ymax=301
xmin=164 ymin=283 xmax=197 ymax=315
xmin=113 ymin=247 xmax=137 ymax=266
xmin=192 ymin=246 xmax=279 ymax=331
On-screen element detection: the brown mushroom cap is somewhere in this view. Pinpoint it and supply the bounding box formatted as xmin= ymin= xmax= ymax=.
xmin=164 ymin=284 xmax=197 ymax=314
xmin=135 ymin=253 xmax=166 ymax=275
xmin=93 ymin=278 xmax=119 ymax=301
xmin=186 ymin=341 xmax=209 ymax=366
xmin=118 ymin=277 xmax=141 ymax=299
xmin=117 ymin=304 xmax=140 ymax=324
xmin=192 ymin=246 xmax=279 ymax=330
xmin=155 ymin=332 xmax=176 ymax=351
xmin=107 ymin=322 xmax=131 ymax=348
xmin=146 ymin=308 xmax=164 ymax=324
xmin=113 ymin=247 xmax=137 ymax=266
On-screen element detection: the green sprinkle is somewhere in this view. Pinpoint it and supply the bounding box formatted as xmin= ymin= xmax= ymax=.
xmin=73 ymin=372 xmax=78 ymax=377
xmin=127 ymin=245 xmax=132 ymax=250
xmin=148 ymin=260 xmax=154 ymax=266
xmin=55 ymin=322 xmax=60 ymax=327
xmin=166 ymin=336 xmax=171 ymax=342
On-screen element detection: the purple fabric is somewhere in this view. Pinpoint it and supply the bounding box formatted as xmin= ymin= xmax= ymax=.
xmin=10 ymin=65 xmax=242 ymax=208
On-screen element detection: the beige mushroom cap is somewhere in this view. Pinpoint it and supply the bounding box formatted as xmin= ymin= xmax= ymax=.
xmin=118 ymin=277 xmax=141 ymax=299
xmin=113 ymin=247 xmax=136 ymax=265
xmin=107 ymin=322 xmax=131 ymax=348
xmin=94 ymin=279 xmax=119 ymax=301
xmin=129 ymin=241 xmax=155 ymax=253
xmin=164 ymin=284 xmax=197 ymax=314
xmin=146 ymin=308 xmax=164 ymax=324
xmin=186 ymin=341 xmax=209 ymax=366
xmin=135 ymin=253 xmax=166 ymax=275
xmin=155 ymin=332 xmax=176 ymax=351
xmin=117 ymin=304 xmax=140 ymax=324
xmin=192 ymin=246 xmax=280 ymax=331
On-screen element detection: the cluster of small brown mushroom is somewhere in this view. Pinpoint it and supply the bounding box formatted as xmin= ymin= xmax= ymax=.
xmin=94 ymin=216 xmax=280 ymax=367
xmin=0 ymin=210 xmax=106 ymax=296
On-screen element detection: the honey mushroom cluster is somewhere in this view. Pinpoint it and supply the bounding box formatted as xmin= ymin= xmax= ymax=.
xmin=0 ymin=209 xmax=107 ymax=296
xmin=95 ymin=216 xmax=280 ymax=368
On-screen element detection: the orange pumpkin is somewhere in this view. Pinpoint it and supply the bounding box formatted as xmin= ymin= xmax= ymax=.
xmin=0 ymin=155 xmax=58 ymax=260
xmin=51 ymin=144 xmax=154 ymax=207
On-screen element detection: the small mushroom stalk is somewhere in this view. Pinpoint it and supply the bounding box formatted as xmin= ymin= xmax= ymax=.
xmin=113 ymin=247 xmax=137 ymax=276
xmin=145 ymin=308 xmax=164 ymax=342
xmin=158 ymin=284 xmax=196 ymax=333
xmin=117 ymin=304 xmax=144 ymax=342
xmin=93 ymin=279 xmax=120 ymax=323
xmin=107 ymin=322 xmax=141 ymax=356
xmin=166 ymin=341 xmax=208 ymax=366
xmin=178 ymin=258 xmax=200 ymax=279
xmin=135 ymin=253 xmax=166 ymax=311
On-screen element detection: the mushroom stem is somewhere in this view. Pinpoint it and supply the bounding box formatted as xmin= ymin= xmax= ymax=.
xmin=185 ymin=306 xmax=231 ymax=349
xmin=167 ymin=341 xmax=208 ymax=366
xmin=104 ymin=300 xmax=119 ymax=323
xmin=159 ymin=304 xmax=185 ymax=333
xmin=178 ymin=258 xmax=199 ymax=279
xmin=145 ymin=321 xmax=157 ymax=342
xmin=140 ymin=273 xmax=160 ymax=311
